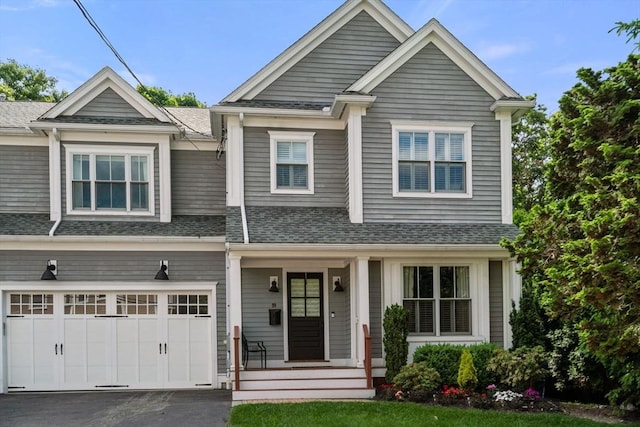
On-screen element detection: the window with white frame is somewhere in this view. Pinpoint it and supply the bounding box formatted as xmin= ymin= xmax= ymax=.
xmin=403 ymin=265 xmax=471 ymax=335
xmin=65 ymin=145 xmax=155 ymax=215
xmin=269 ymin=131 xmax=315 ymax=194
xmin=392 ymin=122 xmax=473 ymax=198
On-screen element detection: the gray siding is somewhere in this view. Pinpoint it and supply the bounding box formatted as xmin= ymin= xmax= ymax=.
xmin=0 ymin=145 xmax=49 ymax=213
xmin=368 ymin=260 xmax=383 ymax=358
xmin=171 ymin=150 xmax=226 ymax=215
xmin=362 ymin=43 xmax=502 ymax=223
xmin=488 ymin=260 xmax=504 ymax=347
xmin=329 ymin=266 xmax=350 ymax=359
xmin=0 ymin=250 xmax=223 ymax=281
xmin=244 ymin=127 xmax=347 ymax=207
xmin=61 ymin=143 xmax=161 ymax=221
xmin=241 ymin=268 xmax=285 ymax=362
xmin=75 ymin=88 xmax=144 ymax=118
xmin=254 ymin=11 xmax=401 ymax=103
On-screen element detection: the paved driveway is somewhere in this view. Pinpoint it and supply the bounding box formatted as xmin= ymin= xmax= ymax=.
xmin=0 ymin=389 xmax=232 ymax=427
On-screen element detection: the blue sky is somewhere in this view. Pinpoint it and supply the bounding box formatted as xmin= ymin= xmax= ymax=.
xmin=0 ymin=0 xmax=637 ymax=111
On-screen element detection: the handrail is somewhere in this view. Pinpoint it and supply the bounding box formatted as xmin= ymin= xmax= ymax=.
xmin=363 ymin=324 xmax=372 ymax=389
xmin=233 ymin=325 xmax=240 ymax=391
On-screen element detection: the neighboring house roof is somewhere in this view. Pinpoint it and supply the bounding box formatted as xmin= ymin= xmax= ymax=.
xmin=165 ymin=107 xmax=213 ymax=137
xmin=227 ymin=207 xmax=519 ymax=245
xmin=0 ymin=214 xmax=225 ymax=237
xmin=0 ymin=101 xmax=54 ymax=133
xmin=222 ymin=0 xmax=413 ymax=102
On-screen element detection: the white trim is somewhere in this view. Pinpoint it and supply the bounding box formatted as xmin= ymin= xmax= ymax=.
xmin=226 ymin=116 xmax=244 ymax=207
xmin=269 ymin=131 xmax=315 ymax=195
xmin=495 ymin=110 xmax=513 ymax=224
xmin=348 ymin=19 xmax=520 ymax=101
xmin=29 ymin=122 xmax=179 ymax=135
xmin=240 ymin=259 xmax=348 ymax=269
xmin=347 ymin=106 xmax=364 ymax=223
xmin=63 ymin=144 xmax=156 ymax=217
xmin=49 ymin=128 xmax=61 ymax=222
xmin=0 ymin=238 xmax=224 ymax=251
xmin=0 ymin=281 xmax=217 ymax=292
xmin=391 ymin=121 xmax=473 ymax=199
xmin=158 ymin=140 xmax=171 ymax=222
xmin=222 ymin=0 xmax=413 ymax=102
xmin=240 ymin=204 xmax=250 ymax=244
xmin=170 ymin=140 xmax=218 ymax=151
xmin=0 ymin=136 xmax=48 ymax=146
xmin=40 ymin=67 xmax=170 ymax=122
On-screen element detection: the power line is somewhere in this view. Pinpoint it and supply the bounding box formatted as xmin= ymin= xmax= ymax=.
xmin=72 ymin=0 xmax=212 ymax=144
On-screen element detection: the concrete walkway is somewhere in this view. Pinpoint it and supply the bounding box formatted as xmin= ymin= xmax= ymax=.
xmin=0 ymin=389 xmax=232 ymax=427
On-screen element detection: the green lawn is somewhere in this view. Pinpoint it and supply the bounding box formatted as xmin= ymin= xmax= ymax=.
xmin=228 ymin=401 xmax=608 ymax=426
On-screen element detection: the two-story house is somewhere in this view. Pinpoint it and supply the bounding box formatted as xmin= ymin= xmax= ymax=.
xmin=0 ymin=0 xmax=532 ymax=403
xmin=0 ymin=68 xmax=228 ymax=392
xmin=213 ymin=0 xmax=532 ymax=402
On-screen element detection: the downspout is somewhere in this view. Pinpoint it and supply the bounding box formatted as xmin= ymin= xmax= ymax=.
xmin=238 ymin=112 xmax=249 ymax=244
xmin=48 ymin=127 xmax=62 ymax=236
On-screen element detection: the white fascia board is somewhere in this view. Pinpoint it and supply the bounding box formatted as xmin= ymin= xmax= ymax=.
xmin=212 ymin=105 xmax=334 ymax=118
xmin=0 ymin=281 xmax=217 ymax=292
xmin=0 ymin=235 xmax=225 ymax=251
xmin=244 ymin=116 xmax=346 ymax=130
xmin=491 ymin=99 xmax=535 ymax=120
xmin=170 ymin=140 xmax=218 ymax=151
xmin=227 ymin=243 xmax=509 ymax=257
xmin=29 ymin=121 xmax=180 ymax=135
xmin=0 ymin=128 xmax=40 ymax=136
xmin=222 ymin=0 xmax=413 ymax=103
xmin=40 ymin=67 xmax=170 ymax=122
xmin=348 ymin=19 xmax=522 ymax=101
xmin=0 ymin=134 xmax=48 ymax=145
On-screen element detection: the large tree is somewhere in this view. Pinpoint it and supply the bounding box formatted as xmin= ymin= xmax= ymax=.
xmin=0 ymin=59 xmax=68 ymax=101
xmin=505 ymin=25 xmax=640 ymax=405
xmin=137 ymin=84 xmax=206 ymax=108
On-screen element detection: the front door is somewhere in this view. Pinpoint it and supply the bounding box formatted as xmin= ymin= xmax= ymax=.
xmin=287 ymin=273 xmax=324 ymax=360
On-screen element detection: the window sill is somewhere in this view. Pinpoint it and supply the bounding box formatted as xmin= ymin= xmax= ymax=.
xmin=393 ymin=191 xmax=472 ymax=199
xmin=66 ymin=210 xmax=155 ymax=217
xmin=270 ymin=188 xmax=315 ymax=195
xmin=407 ymin=335 xmax=482 ymax=343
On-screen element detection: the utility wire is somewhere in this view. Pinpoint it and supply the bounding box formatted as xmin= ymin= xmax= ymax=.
xmin=72 ymin=0 xmax=213 ymax=146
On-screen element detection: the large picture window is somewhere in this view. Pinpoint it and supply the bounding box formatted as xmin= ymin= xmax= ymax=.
xmin=392 ymin=122 xmax=473 ymax=198
xmin=269 ymin=131 xmax=315 ymax=194
xmin=65 ymin=145 xmax=154 ymax=216
xmin=403 ymin=265 xmax=471 ymax=335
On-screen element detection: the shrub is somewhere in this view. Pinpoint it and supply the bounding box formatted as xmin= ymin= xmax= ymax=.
xmin=413 ymin=343 xmax=499 ymax=390
xmin=383 ymin=304 xmax=409 ymax=383
xmin=393 ymin=362 xmax=441 ymax=401
xmin=488 ymin=346 xmax=548 ymax=390
xmin=457 ymin=348 xmax=478 ymax=392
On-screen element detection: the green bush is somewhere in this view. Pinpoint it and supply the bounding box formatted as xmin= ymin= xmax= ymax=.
xmin=413 ymin=343 xmax=499 ymax=390
xmin=488 ymin=346 xmax=548 ymax=390
xmin=383 ymin=304 xmax=409 ymax=383
xmin=393 ymin=362 xmax=441 ymax=401
xmin=457 ymin=348 xmax=478 ymax=392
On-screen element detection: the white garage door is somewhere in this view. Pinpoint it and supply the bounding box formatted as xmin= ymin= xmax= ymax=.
xmin=6 ymin=292 xmax=212 ymax=391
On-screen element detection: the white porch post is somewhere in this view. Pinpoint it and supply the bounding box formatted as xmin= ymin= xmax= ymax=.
xmin=355 ymin=256 xmax=370 ymax=368
xmin=228 ymin=253 xmax=242 ymax=372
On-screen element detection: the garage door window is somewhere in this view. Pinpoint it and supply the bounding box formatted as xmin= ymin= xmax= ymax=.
xmin=64 ymin=294 xmax=106 ymax=315
xmin=167 ymin=294 xmax=208 ymax=315
xmin=116 ymin=294 xmax=158 ymax=315
xmin=10 ymin=294 xmax=54 ymax=315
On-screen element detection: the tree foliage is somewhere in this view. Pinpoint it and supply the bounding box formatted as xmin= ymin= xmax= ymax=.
xmin=137 ymin=84 xmax=206 ymax=108
xmin=383 ymin=304 xmax=409 ymax=383
xmin=0 ymin=59 xmax=68 ymax=101
xmin=505 ymin=30 xmax=640 ymax=405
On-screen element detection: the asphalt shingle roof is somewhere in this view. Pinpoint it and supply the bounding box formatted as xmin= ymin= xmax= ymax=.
xmin=0 ymin=101 xmax=54 ymax=130
xmin=0 ymin=214 xmax=224 ymax=237
xmin=37 ymin=116 xmax=174 ymax=126
xmin=228 ymin=206 xmax=519 ymax=245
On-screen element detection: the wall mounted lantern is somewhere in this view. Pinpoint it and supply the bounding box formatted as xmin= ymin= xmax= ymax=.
xmin=269 ymin=276 xmax=279 ymax=292
xmin=333 ymin=276 xmax=344 ymax=292
xmin=154 ymin=260 xmax=169 ymax=280
xmin=41 ymin=260 xmax=57 ymax=280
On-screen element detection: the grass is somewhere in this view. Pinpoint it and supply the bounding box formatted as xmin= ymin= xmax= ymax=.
xmin=228 ymin=401 xmax=611 ymax=427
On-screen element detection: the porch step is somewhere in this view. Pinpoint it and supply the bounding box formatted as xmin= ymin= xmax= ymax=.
xmin=240 ymin=368 xmax=365 ymax=381
xmin=233 ymin=387 xmax=375 ymax=403
xmin=240 ymin=376 xmax=367 ymax=391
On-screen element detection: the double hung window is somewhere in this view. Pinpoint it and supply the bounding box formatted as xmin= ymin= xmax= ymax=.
xmin=392 ymin=122 xmax=472 ymax=198
xmin=403 ymin=265 xmax=471 ymax=335
xmin=66 ymin=145 xmax=154 ymax=215
xmin=269 ymin=131 xmax=315 ymax=194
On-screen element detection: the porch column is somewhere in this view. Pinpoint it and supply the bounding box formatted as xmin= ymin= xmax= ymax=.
xmin=355 ymin=256 xmax=370 ymax=368
xmin=228 ymin=254 xmax=242 ymax=372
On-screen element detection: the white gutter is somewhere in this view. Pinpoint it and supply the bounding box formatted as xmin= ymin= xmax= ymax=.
xmin=48 ymin=217 xmax=62 ymax=237
xmin=240 ymin=203 xmax=250 ymax=244
xmin=238 ymin=112 xmax=250 ymax=245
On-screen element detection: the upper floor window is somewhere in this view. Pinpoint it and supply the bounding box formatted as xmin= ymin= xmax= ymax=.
xmin=403 ymin=265 xmax=471 ymax=335
xmin=269 ymin=131 xmax=315 ymax=195
xmin=391 ymin=121 xmax=473 ymax=198
xmin=65 ymin=145 xmax=155 ymax=216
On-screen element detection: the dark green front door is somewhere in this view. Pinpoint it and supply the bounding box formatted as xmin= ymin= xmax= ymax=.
xmin=287 ymin=272 xmax=324 ymax=360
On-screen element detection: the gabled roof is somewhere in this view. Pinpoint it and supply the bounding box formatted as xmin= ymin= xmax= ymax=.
xmin=39 ymin=66 xmax=172 ymax=122
xmin=348 ymin=19 xmax=522 ymax=101
xmin=222 ymin=0 xmax=413 ymax=103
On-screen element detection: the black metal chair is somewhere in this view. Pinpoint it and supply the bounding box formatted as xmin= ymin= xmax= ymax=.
xmin=242 ymin=333 xmax=267 ymax=369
